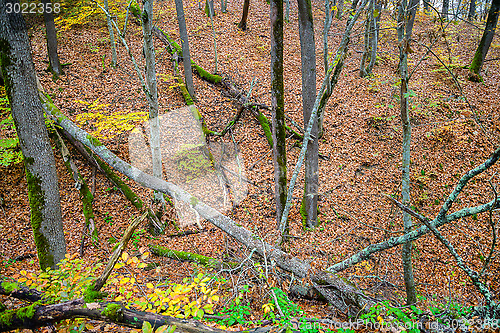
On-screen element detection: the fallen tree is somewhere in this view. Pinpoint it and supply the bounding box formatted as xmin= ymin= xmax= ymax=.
xmin=39 ymin=85 xmax=376 ymax=313
xmin=0 ymin=283 xmax=274 ymax=332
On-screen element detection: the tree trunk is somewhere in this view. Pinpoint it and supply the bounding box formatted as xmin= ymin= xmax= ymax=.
xmin=41 ymin=0 xmax=63 ymax=76
xmin=297 ymin=0 xmax=318 ymax=229
xmin=336 ymin=0 xmax=344 ymax=18
xmin=0 ymin=0 xmax=66 ymax=270
xmin=423 ymin=0 xmax=430 ymax=11
xmin=270 ymin=0 xmax=288 ymax=234
xmin=238 ymin=0 xmax=251 ymax=30
xmin=442 ymin=0 xmax=450 ymax=19
xmin=103 ymin=0 xmax=117 ymax=67
xmin=205 ymin=0 xmax=215 ymax=16
xmin=468 ymin=0 xmax=477 ymax=20
xmin=360 ymin=0 xmax=379 ymax=77
xmin=469 ymin=0 xmax=500 ymax=75
xmin=141 ymin=0 xmax=164 ymax=208
xmin=174 ymin=0 xmax=196 ymax=99
xmin=397 ymin=0 xmax=418 ymax=306
xmin=321 ymin=0 xmax=333 ymax=138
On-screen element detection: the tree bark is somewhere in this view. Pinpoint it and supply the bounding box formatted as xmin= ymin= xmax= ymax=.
xmin=297 ymin=0 xmax=319 ymax=229
xmin=397 ymin=0 xmax=418 ymax=306
xmin=0 ymin=0 xmax=66 ymax=270
xmin=360 ymin=0 xmax=379 ymax=77
xmin=442 ymin=0 xmax=450 ymax=19
xmin=141 ymin=0 xmax=164 ymax=207
xmin=174 ymin=0 xmax=196 ymax=99
xmin=103 ymin=0 xmax=117 ymax=67
xmin=270 ymin=0 xmax=288 ymax=232
xmin=238 ymin=0 xmax=251 ymax=30
xmin=41 ymin=0 xmax=63 ymax=76
xmin=469 ymin=0 xmax=500 ymax=75
xmin=468 ymin=0 xmax=476 ymax=20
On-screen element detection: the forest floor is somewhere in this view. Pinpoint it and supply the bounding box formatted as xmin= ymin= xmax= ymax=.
xmin=1 ymin=0 xmax=500 ymax=331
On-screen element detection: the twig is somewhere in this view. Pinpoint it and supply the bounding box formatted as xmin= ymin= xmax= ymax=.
xmin=93 ymin=211 xmax=148 ymax=292
xmin=387 ymin=196 xmax=496 ymax=309
xmin=271 ymin=288 xmax=285 ymax=318
xmin=480 ymin=173 xmax=498 ymax=276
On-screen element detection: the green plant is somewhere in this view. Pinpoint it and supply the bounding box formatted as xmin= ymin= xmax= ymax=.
xmin=214 ymin=285 xmax=252 ymax=328
xmin=103 ymin=212 xmax=114 ymax=225
xmin=0 ymin=90 xmax=22 ymax=167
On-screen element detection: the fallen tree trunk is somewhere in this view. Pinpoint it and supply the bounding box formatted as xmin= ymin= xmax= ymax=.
xmin=150 ymin=245 xmax=237 ymax=269
xmin=0 ymin=297 xmax=274 ymax=333
xmin=39 ymin=88 xmax=376 ymax=312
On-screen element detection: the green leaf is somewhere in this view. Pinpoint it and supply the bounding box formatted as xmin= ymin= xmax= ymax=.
xmin=142 ymin=321 xmax=153 ymax=333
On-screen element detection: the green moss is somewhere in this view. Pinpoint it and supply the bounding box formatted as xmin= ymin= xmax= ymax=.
xmin=25 ymin=167 xmax=54 ymax=270
xmin=149 ymin=245 xmax=234 ymax=267
xmin=192 ymin=64 xmax=222 ymax=83
xmin=101 ymin=303 xmax=123 ymax=321
xmin=256 ymin=111 xmax=273 ymax=150
xmin=86 ymin=135 xmax=102 ymax=147
xmin=0 ymin=309 xmax=13 ymax=325
xmin=177 ymin=77 xmax=194 ymax=105
xmin=84 ymin=283 xmax=107 ymax=302
xmin=16 ymin=302 xmax=38 ymax=320
xmin=0 ymin=302 xmax=6 ymax=313
xmin=300 ymin=196 xmax=307 ymax=230
xmin=89 ymin=148 xmax=144 ymax=211
xmin=174 ymin=144 xmax=213 ymax=182
xmin=190 ymin=196 xmax=199 ymax=207
xmin=130 ymin=2 xmax=141 ymax=20
xmin=1 ymin=282 xmax=19 ymax=294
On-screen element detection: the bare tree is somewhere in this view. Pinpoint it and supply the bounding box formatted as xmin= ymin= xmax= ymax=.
xmin=41 ymin=0 xmax=63 ymax=76
xmin=270 ymin=0 xmax=287 ymax=232
xmin=360 ymin=0 xmax=380 ymax=77
xmin=0 ymin=0 xmax=66 ymax=270
xmin=469 ymin=0 xmax=500 ymax=77
xmin=141 ymin=0 xmax=164 ymax=213
xmin=238 ymin=0 xmax=251 ymax=30
xmin=397 ymin=0 xmax=419 ymax=305
xmin=297 ymin=0 xmax=319 ymax=228
xmin=442 ymin=0 xmax=450 ymax=18
xmin=174 ymin=0 xmax=196 ymax=98
xmin=468 ymin=0 xmax=477 ymax=19
xmin=103 ymin=0 xmax=117 ymax=67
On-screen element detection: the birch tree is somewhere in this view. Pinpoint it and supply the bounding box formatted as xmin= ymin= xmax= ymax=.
xmin=0 ymin=0 xmax=66 ymax=269
xmin=141 ymin=0 xmax=163 ymax=208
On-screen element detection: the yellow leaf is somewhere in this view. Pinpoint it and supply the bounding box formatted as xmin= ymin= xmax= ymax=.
xmin=115 ymin=295 xmax=124 ymax=301
xmin=121 ymin=252 xmax=129 ymax=261
xmin=138 ymin=263 xmax=147 ymax=268
xmin=120 ymin=277 xmax=130 ymax=285
xmin=146 ymin=283 xmax=154 ymax=289
xmin=141 ymin=252 xmax=150 ymax=260
xmin=18 ymin=277 xmax=27 ymax=283
xmin=154 ymin=325 xmax=171 ymax=333
xmin=20 ymin=270 xmax=27 ymax=276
